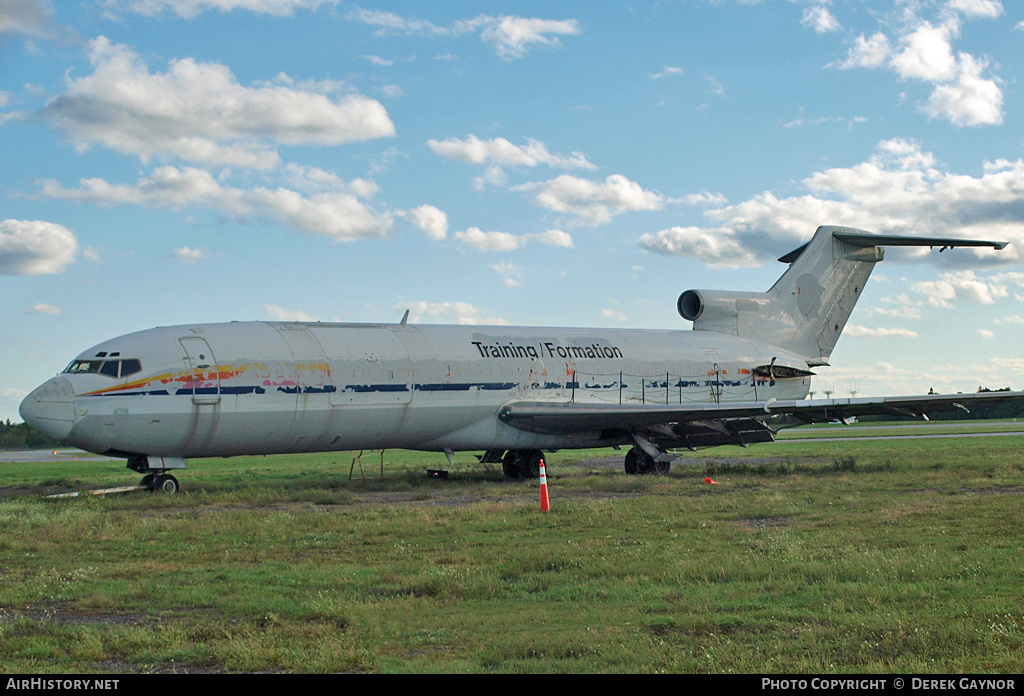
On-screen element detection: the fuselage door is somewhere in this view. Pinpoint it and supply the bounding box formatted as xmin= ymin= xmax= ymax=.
xmin=179 ymin=336 xmax=221 ymax=405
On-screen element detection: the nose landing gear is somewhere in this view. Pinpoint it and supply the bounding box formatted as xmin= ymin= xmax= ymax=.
xmin=129 ymin=455 xmax=184 ymax=493
xmin=138 ymin=472 xmax=180 ymax=493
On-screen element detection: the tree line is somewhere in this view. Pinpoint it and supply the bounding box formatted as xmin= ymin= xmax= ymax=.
xmin=0 ymin=420 xmax=64 ymax=450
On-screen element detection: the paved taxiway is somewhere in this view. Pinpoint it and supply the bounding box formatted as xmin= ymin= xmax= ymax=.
xmin=0 ymin=449 xmax=121 ymax=463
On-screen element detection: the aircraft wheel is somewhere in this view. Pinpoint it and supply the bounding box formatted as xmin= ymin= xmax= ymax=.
xmin=520 ymin=450 xmax=543 ymax=479
xmin=502 ymin=451 xmax=521 ymax=480
xmin=139 ymin=473 xmax=156 ymax=490
xmin=625 ymin=447 xmax=657 ymax=475
xmin=654 ymin=460 xmax=671 ymax=475
xmin=624 ymin=447 xmax=641 ymax=475
xmin=154 ymin=474 xmax=179 ymax=494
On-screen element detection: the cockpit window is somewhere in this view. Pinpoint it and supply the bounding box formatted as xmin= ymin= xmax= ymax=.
xmin=120 ymin=359 xmax=142 ymax=377
xmin=65 ymin=360 xmax=103 ymax=374
xmin=64 ymin=358 xmax=143 ymax=378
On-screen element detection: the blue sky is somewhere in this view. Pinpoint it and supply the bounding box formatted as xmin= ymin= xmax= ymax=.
xmin=2 ymin=0 xmax=1024 ymax=422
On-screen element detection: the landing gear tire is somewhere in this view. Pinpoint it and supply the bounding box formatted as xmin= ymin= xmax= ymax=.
xmin=501 ymin=450 xmax=545 ymax=479
xmin=502 ymin=451 xmax=521 ymax=480
xmin=520 ymin=450 xmax=543 ymax=479
xmin=625 ymin=446 xmax=668 ymax=475
xmin=150 ymin=474 xmax=179 ymax=494
xmin=139 ymin=473 xmax=156 ymax=490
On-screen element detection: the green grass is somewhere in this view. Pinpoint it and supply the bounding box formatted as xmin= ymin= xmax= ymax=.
xmin=1 ymin=437 xmax=1023 ymax=673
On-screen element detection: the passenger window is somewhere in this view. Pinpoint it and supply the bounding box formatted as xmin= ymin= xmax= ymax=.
xmin=121 ymin=359 xmax=142 ymax=377
xmin=100 ymin=361 xmax=120 ymax=378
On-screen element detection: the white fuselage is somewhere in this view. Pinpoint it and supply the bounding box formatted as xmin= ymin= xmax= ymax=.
xmin=21 ymin=321 xmax=811 ymax=458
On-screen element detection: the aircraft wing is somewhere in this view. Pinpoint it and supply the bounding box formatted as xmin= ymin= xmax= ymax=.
xmin=498 ymin=391 xmax=1024 ymax=447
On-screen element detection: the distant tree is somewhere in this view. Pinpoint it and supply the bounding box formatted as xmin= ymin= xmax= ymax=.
xmin=0 ymin=422 xmax=64 ymax=450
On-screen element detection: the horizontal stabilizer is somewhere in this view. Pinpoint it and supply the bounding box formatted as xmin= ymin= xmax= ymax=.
xmin=831 ymin=231 xmax=1007 ymax=251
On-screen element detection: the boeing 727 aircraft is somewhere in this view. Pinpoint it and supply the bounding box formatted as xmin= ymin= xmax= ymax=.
xmin=19 ymin=225 xmax=1024 ymax=492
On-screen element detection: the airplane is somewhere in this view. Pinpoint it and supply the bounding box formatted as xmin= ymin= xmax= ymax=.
xmin=19 ymin=225 xmax=1024 ymax=493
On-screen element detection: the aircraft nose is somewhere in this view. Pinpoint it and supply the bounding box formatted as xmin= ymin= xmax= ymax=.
xmin=19 ymin=377 xmax=77 ymax=440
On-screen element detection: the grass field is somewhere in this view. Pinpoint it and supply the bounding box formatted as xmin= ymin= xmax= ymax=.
xmin=1 ymin=429 xmax=1023 ymax=673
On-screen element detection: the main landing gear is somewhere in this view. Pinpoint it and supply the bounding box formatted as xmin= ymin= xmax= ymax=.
xmin=624 ymin=446 xmax=670 ymax=476
xmin=502 ymin=449 xmax=545 ymax=479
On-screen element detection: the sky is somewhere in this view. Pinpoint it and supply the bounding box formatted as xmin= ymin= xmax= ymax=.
xmin=2 ymin=0 xmax=1024 ymax=423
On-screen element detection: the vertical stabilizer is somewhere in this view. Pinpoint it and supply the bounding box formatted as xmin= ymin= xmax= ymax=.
xmin=678 ymin=226 xmax=1008 ymax=366
xmin=764 ymin=225 xmax=881 ymax=365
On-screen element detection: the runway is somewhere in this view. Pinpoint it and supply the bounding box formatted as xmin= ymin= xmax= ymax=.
xmin=0 ymin=449 xmax=121 ymax=463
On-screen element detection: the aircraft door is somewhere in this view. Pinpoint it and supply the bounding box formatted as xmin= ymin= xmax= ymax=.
xmin=179 ymin=336 xmax=221 ymax=405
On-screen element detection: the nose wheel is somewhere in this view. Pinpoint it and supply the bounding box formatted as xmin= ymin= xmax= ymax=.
xmin=140 ymin=473 xmax=179 ymax=493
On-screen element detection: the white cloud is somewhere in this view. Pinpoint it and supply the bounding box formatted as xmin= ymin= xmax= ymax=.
xmin=25 ymin=302 xmax=61 ymax=314
xmin=890 ymin=21 xmax=958 ymax=82
xmin=361 ymin=54 xmax=394 ymax=67
xmin=869 ymin=295 xmax=924 ymax=319
xmin=428 ymin=135 xmax=595 ymax=171
xmin=838 ymin=32 xmax=892 ymax=70
xmin=649 ymin=66 xmax=683 ymax=80
xmin=263 ymin=304 xmax=320 ymax=322
xmin=168 ymin=246 xmax=208 ymax=263
xmin=646 ymin=139 xmax=1024 ymax=267
xmin=835 ymin=10 xmax=1004 ymax=127
xmin=801 ymin=5 xmax=841 ymax=34
xmin=529 ymin=229 xmax=573 ymax=248
xmin=923 ymin=52 xmax=1003 ymax=127
xmin=844 ymin=325 xmax=919 ymax=339
xmin=491 ymin=260 xmax=522 ymax=288
xmin=104 ymin=0 xmax=337 ymax=19
xmin=347 ymin=10 xmax=581 ymax=60
xmin=946 ymin=0 xmax=1004 ymax=20
xmin=912 ymin=270 xmax=1023 ymax=307
xmin=516 ymin=174 xmax=664 ymax=226
xmin=453 ymin=226 xmax=574 ymax=251
xmin=454 ymin=227 xmax=521 ymax=251
xmin=0 ymin=219 xmax=78 ymax=275
xmin=40 ymin=166 xmax=394 ymax=241
xmin=41 ymin=37 xmax=395 ymax=169
xmin=683 ymin=190 xmax=729 ymax=207
xmin=638 ymin=226 xmax=760 ymax=268
xmin=704 ymin=74 xmax=726 ymax=97
xmin=398 ymin=205 xmax=448 ymax=240
xmin=471 ymin=15 xmax=581 ymax=60
xmin=602 ymin=308 xmax=628 ymax=322
xmin=397 ymin=300 xmax=507 ymax=325
xmin=978 ymin=329 xmax=995 ymax=339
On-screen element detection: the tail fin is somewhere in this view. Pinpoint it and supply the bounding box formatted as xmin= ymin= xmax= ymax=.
xmin=678 ymin=226 xmax=1007 ymax=366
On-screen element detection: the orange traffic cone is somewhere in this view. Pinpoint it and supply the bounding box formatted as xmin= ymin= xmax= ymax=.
xmin=704 ymin=477 xmax=719 ymax=485
xmin=539 ymin=458 xmax=551 ymax=512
